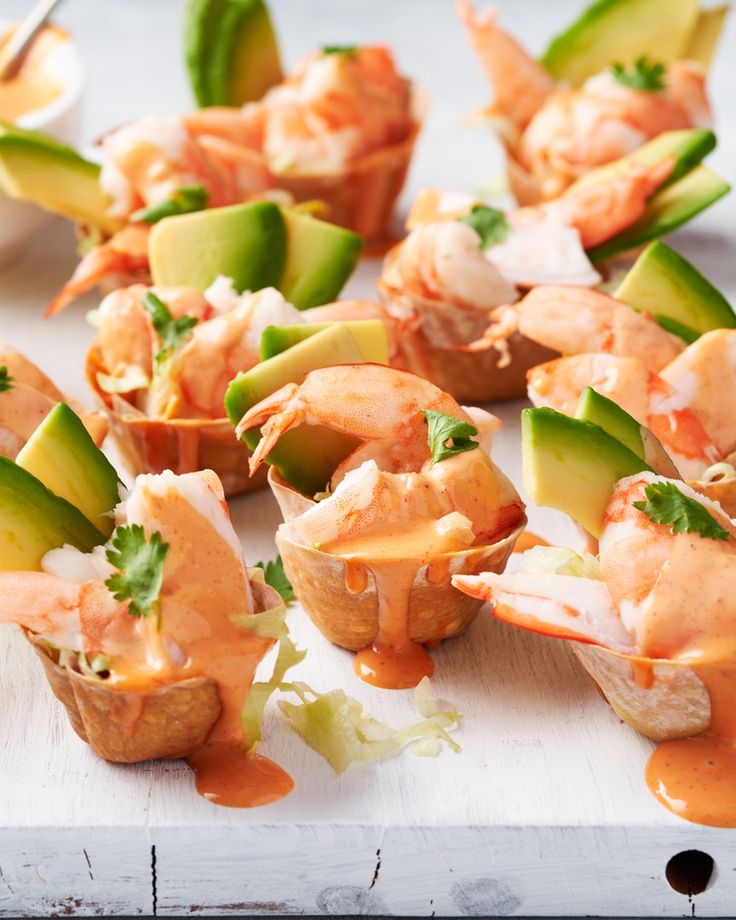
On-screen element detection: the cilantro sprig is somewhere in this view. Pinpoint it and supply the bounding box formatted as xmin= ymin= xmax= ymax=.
xmin=322 ymin=44 xmax=358 ymax=56
xmin=142 ymin=292 xmax=199 ymax=365
xmin=459 ymin=205 xmax=509 ymax=249
xmin=0 ymin=366 xmax=14 ymax=393
xmin=633 ymin=482 xmax=730 ymax=541
xmin=610 ymin=57 xmax=666 ymax=92
xmin=256 ymin=555 xmax=295 ymax=604
xmin=105 ymin=524 xmax=170 ymax=619
xmin=132 ymin=185 xmax=209 ymax=224
xmin=423 ymin=410 xmax=480 ymax=465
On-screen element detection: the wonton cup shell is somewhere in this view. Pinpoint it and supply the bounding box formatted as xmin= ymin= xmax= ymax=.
xmin=269 ymin=467 xmax=525 ymax=651
xmin=690 ymin=476 xmax=736 ymax=519
xmin=378 ymin=268 xmax=557 ymax=403
xmin=237 ymin=87 xmax=425 ymax=243
xmin=26 ymin=577 xmax=282 ymax=764
xmin=572 ymin=643 xmax=712 ymax=743
xmin=86 ymin=343 xmax=265 ymax=496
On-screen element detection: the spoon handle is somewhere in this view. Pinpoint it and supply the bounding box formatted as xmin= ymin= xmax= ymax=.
xmin=0 ymin=0 xmax=64 ymax=82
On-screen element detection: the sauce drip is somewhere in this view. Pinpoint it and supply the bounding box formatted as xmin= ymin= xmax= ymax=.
xmin=187 ymin=743 xmax=293 ymax=808
xmin=513 ymin=530 xmax=549 ymax=553
xmin=324 ymin=519 xmax=472 ymax=690
xmin=0 ymin=27 xmax=64 ymax=121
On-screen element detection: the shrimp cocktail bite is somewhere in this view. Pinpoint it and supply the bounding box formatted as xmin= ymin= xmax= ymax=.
xmin=234 ymin=364 xmax=525 ymax=690
xmin=85 ymin=274 xmax=391 ymax=495
xmin=458 ymin=0 xmax=721 ymax=203
xmin=455 ymin=406 xmax=736 ymax=827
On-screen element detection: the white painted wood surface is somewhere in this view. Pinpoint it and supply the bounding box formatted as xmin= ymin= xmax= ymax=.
xmin=1 ymin=0 xmax=735 ymax=916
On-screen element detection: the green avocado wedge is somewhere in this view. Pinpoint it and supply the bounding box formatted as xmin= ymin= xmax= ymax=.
xmin=0 ymin=457 xmax=106 ymax=571
xmin=149 ymin=201 xmax=287 ymax=293
xmin=684 ymin=4 xmax=730 ymax=69
xmin=521 ymin=407 xmax=653 ymax=538
xmin=185 ymin=0 xmax=283 ymax=107
xmin=540 ymin=0 xmax=699 ymax=86
xmin=0 ymin=123 xmax=120 ymax=234
xmin=260 ymin=319 xmax=388 ymax=363
xmin=574 ymin=387 xmax=680 ymax=478
xmin=15 ymin=403 xmax=120 ymax=538
xmin=226 ymin=323 xmax=389 ymax=496
xmin=280 ymin=209 xmax=363 ymax=310
xmin=587 ymin=165 xmax=730 ymax=263
xmin=615 ymin=241 xmax=736 ymax=336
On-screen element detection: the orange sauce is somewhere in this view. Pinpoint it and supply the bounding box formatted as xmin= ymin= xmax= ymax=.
xmin=102 ymin=483 xmax=293 ymax=808
xmin=323 ymin=519 xmax=472 ymax=690
xmin=0 ymin=26 xmax=64 ymax=122
xmin=513 ymin=530 xmax=549 ymax=553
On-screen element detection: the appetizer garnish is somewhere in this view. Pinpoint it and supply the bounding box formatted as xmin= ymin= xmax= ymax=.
xmin=86 ymin=276 xmax=391 ymax=494
xmin=235 ymin=364 xmax=525 ymax=689
xmin=454 ymin=411 xmax=736 ymax=827
xmin=458 ymin=0 xmax=719 ymax=202
xmin=0 ymin=347 xmax=106 ymax=460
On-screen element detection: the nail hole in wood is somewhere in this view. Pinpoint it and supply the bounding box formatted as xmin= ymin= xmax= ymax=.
xmin=665 ymin=850 xmax=714 ymax=896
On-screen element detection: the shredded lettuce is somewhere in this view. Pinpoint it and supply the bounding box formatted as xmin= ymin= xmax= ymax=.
xmin=57 ymin=647 xmax=111 ymax=678
xmin=522 ymin=545 xmax=602 ymax=579
xmin=278 ymin=676 xmax=460 ymax=773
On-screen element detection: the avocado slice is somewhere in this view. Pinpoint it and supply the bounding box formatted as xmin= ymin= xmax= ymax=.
xmin=260 ymin=320 xmax=388 ymax=363
xmin=226 ymin=324 xmax=389 ymax=495
xmin=0 ymin=457 xmax=106 ymax=571
xmin=569 ymin=129 xmax=716 ymax=195
xmin=615 ymin=241 xmax=736 ymax=337
xmin=280 ymin=210 xmax=363 ymax=310
xmin=185 ymin=0 xmax=283 ymax=107
xmin=588 ymin=165 xmax=730 ymax=263
xmin=521 ymin=407 xmax=653 ymax=538
xmin=685 ymin=5 xmax=729 ymax=69
xmin=0 ymin=123 xmax=120 ymax=234
xmin=574 ymin=387 xmax=680 ymax=478
xmin=149 ymin=201 xmax=287 ymax=293
xmin=540 ymin=0 xmax=699 ymax=87
xmin=15 ymin=403 xmax=120 ymax=538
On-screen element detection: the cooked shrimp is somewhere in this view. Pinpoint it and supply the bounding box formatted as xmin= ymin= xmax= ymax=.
xmin=516 ymin=157 xmax=674 ymax=249
xmin=466 ymin=286 xmax=685 ymax=371
xmin=236 ymin=364 xmax=472 ymax=477
xmin=528 ymin=353 xmax=721 ymax=479
xmin=382 ymin=221 xmax=518 ymax=310
xmin=46 ymin=225 xmax=152 ymax=317
xmin=456 ymin=0 xmax=555 ymax=130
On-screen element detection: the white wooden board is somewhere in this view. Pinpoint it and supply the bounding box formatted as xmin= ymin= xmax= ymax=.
xmin=1 ymin=0 xmax=736 ymax=916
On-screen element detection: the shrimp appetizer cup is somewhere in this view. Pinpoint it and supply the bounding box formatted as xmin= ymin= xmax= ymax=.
xmin=456 ymin=406 xmax=736 ymax=827
xmin=1 ymin=346 xmax=106 ymax=458
xmin=458 ymin=0 xmax=721 ymax=204
xmin=3 ymin=450 xmax=292 ymax=806
xmin=235 ymin=364 xmax=525 ymax=689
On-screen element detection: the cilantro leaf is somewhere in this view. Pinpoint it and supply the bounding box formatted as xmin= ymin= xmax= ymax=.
xmin=0 ymin=366 xmax=13 ymax=393
xmin=104 ymin=524 xmax=170 ymax=618
xmin=322 ymin=44 xmax=358 ymax=56
xmin=459 ymin=205 xmax=509 ymax=249
xmin=633 ymin=481 xmax=730 ymax=541
xmin=131 ymin=184 xmax=209 ymax=224
xmin=142 ymin=292 xmax=199 ymax=364
xmin=610 ymin=56 xmax=666 ymax=92
xmin=255 ymin=555 xmax=295 ymax=604
xmin=423 ymin=410 xmax=480 ymax=465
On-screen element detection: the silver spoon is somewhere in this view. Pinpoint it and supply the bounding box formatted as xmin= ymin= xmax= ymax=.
xmin=0 ymin=0 xmax=64 ymax=82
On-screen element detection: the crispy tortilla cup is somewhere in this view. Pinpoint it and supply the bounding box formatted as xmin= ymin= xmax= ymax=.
xmin=239 ymin=87 xmax=425 ymax=243
xmin=86 ymin=343 xmax=265 ymax=496
xmin=26 ymin=576 xmax=282 ymax=763
xmin=378 ymin=260 xmax=556 ymax=403
xmin=571 ymin=644 xmax=712 ymax=742
xmin=269 ymin=467 xmax=525 ymax=651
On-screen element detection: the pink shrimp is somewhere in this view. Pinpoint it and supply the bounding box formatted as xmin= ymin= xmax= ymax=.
xmin=465 ymin=285 xmax=685 ymax=370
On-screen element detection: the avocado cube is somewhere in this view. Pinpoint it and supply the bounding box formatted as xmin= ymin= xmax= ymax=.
xmin=615 ymin=241 xmax=736 ymax=336
xmin=16 ymin=403 xmax=120 ymax=537
xmin=0 ymin=457 xmax=106 ymax=571
xmin=260 ymin=319 xmax=388 ymax=364
xmin=521 ymin=407 xmax=653 ymax=538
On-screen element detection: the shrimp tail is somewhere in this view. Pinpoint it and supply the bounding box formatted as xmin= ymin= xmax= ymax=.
xmin=235 ymin=383 xmax=302 ymax=475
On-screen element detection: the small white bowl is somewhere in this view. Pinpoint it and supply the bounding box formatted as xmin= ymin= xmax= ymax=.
xmin=0 ymin=22 xmax=85 ymax=263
